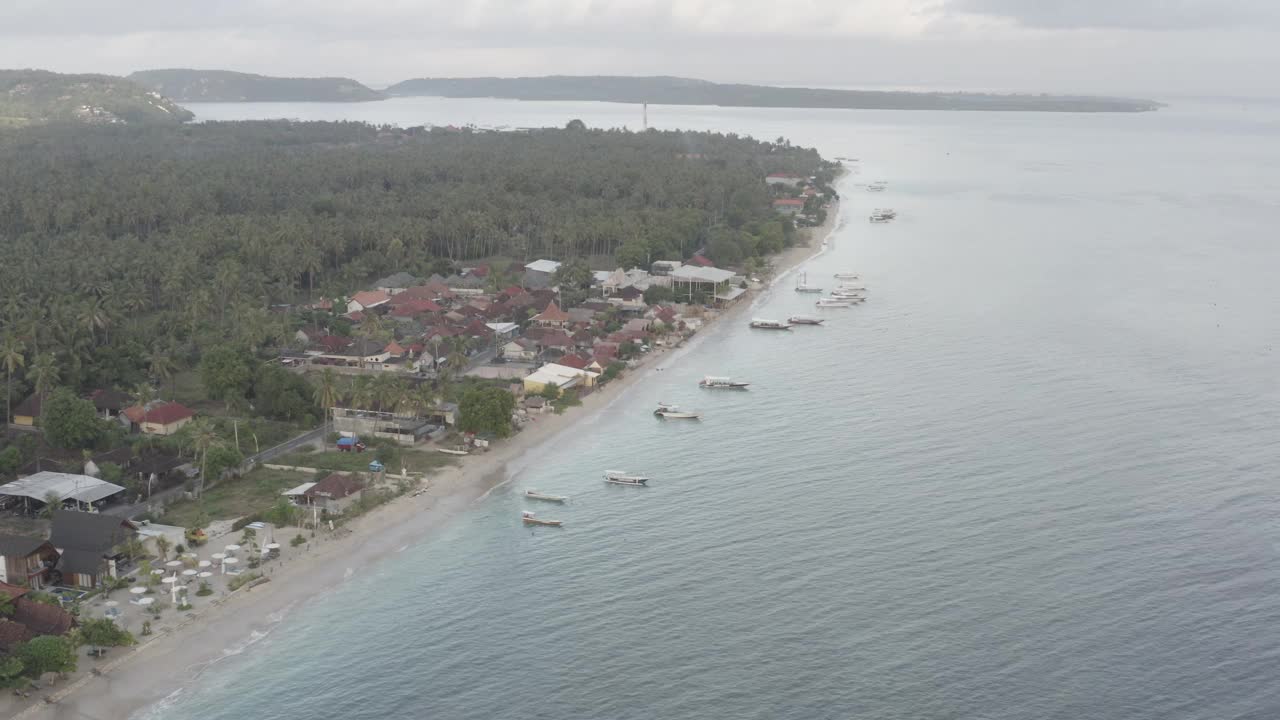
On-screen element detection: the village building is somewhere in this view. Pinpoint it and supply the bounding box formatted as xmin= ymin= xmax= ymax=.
xmin=522 ymin=363 xmax=600 ymax=394
xmin=501 ymin=337 xmax=540 ymax=363
xmin=89 ymin=388 xmax=131 ymax=420
xmin=331 ymin=408 xmax=436 ymax=445
xmin=531 ymin=301 xmax=571 ymax=328
xmin=0 ymin=537 xmax=60 ymax=589
xmin=372 ymin=272 xmax=420 ymax=295
xmin=765 ymin=172 xmax=805 ymax=187
xmin=123 ymin=401 xmax=196 ymax=435
xmin=651 ymin=260 xmax=682 ymax=276
xmin=49 ymin=510 xmax=139 ymax=588
xmin=772 ymin=198 xmax=806 ymax=215
xmin=300 ymin=473 xmax=364 ymax=515
xmin=523 ymin=259 xmax=562 ymax=289
xmin=0 ymin=472 xmax=127 ymax=515
xmin=485 ymin=322 xmax=520 ymax=343
xmin=0 ymin=583 xmax=75 ymax=652
xmin=12 ymin=394 xmax=41 ymax=426
xmin=347 ymin=289 xmax=391 ymax=314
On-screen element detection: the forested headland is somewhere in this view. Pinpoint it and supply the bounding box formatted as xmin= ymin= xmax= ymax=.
xmin=386 ymin=75 xmax=1163 ymax=113
xmin=0 ymin=120 xmax=834 ymax=397
xmin=129 ymin=69 xmax=385 ymax=103
xmin=0 ymin=69 xmax=192 ymax=127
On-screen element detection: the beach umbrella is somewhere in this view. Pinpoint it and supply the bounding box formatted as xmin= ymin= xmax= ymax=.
xmin=197 ymin=571 xmax=213 ymax=579
xmin=161 ymin=576 xmax=178 ymax=585
xmin=265 ymin=543 xmax=280 ymax=551
xmin=130 ymin=587 xmax=146 ymax=595
xmin=151 ymin=569 xmax=165 ymax=576
xmin=137 ymin=597 xmax=155 ymax=607
xmin=104 ymin=600 xmax=119 ymax=607
xmin=182 ymin=569 xmax=198 ymax=577
xmin=224 ymin=544 xmax=241 ymax=554
xmin=198 ymin=560 xmax=212 ymax=568
xmin=222 ymin=556 xmax=239 ymax=575
xmin=210 ymin=553 xmax=227 ymax=565
xmin=165 ymin=560 xmax=183 ymax=568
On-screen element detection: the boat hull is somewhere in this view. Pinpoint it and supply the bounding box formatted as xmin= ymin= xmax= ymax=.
xmin=523 ymin=518 xmax=563 ymax=526
xmin=525 ymin=492 xmax=567 ymax=503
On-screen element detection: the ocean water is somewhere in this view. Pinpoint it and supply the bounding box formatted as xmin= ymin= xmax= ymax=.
xmin=152 ymin=97 xmax=1280 ymax=719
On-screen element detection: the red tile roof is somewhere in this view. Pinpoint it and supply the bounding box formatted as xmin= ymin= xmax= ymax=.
xmin=388 ymin=299 xmax=443 ymax=317
xmin=539 ymin=330 xmax=575 ymax=349
xmin=557 ymin=354 xmax=588 ymax=369
xmin=140 ymin=402 xmax=195 ymax=426
xmin=318 ymin=335 xmax=352 ymax=352
xmin=773 ymin=198 xmax=806 ymax=207
xmin=532 ymin=301 xmax=571 ymax=324
xmin=350 ymin=290 xmax=390 ymax=309
xmin=688 ymin=254 xmax=714 ymax=267
xmin=304 ymin=473 xmax=364 ymax=500
xmin=385 ymin=341 xmax=405 ymax=356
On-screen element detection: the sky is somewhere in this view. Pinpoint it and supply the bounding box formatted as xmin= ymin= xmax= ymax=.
xmin=2 ymin=0 xmax=1277 ymax=98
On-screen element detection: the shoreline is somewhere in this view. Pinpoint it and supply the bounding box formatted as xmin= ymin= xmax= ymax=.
xmin=10 ymin=195 xmax=842 ymax=720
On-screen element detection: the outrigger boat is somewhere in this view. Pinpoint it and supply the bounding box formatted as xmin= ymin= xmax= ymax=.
xmin=525 ymin=490 xmax=568 ymax=503
xmin=816 ymin=298 xmax=852 ymax=308
xmin=522 ymin=511 xmax=563 ymax=527
xmin=834 ymin=272 xmax=860 ymax=280
xmin=604 ymin=470 xmax=649 ymax=486
xmin=750 ymin=318 xmax=792 ymax=330
xmin=787 ymin=316 xmax=825 ymax=325
xmin=794 ymin=272 xmax=823 ymax=294
xmin=656 ymin=409 xmax=702 ymax=420
xmin=699 ymin=376 xmax=750 ymax=389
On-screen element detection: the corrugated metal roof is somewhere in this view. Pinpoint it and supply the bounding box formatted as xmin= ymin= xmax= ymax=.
xmin=0 ymin=473 xmax=125 ymax=503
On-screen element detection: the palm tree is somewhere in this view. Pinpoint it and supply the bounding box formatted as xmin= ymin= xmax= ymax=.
xmin=0 ymin=334 xmax=25 ymax=424
xmin=371 ymin=374 xmax=402 ymax=412
xmin=405 ymin=384 xmax=435 ymax=419
xmin=145 ymin=349 xmax=177 ymax=399
xmin=313 ymin=369 xmax=340 ymax=446
xmin=28 ymin=353 xmax=60 ymax=418
xmin=130 ymin=382 xmax=156 ymax=409
xmin=188 ymin=419 xmax=220 ymax=498
xmin=350 ymin=376 xmax=374 ymax=411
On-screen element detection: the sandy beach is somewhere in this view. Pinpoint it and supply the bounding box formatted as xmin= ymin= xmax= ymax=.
xmin=9 ymin=200 xmax=841 ymax=720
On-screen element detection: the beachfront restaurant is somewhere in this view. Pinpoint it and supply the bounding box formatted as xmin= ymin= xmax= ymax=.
xmin=0 ymin=472 xmax=126 ymax=515
xmin=670 ymin=265 xmax=737 ymax=305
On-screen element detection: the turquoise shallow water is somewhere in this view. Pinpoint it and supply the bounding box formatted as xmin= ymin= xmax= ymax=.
xmin=151 ymin=98 xmax=1280 ymax=719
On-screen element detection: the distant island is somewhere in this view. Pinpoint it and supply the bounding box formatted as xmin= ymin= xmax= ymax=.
xmin=129 ymin=69 xmax=385 ymax=103
xmin=386 ymin=75 xmax=1161 ymax=113
xmin=0 ymin=68 xmax=192 ymax=126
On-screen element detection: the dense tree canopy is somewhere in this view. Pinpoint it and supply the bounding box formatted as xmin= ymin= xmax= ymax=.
xmin=0 ymin=120 xmax=830 ymax=399
xmin=41 ymin=388 xmax=104 ymax=449
xmin=458 ymin=386 xmax=516 ymax=438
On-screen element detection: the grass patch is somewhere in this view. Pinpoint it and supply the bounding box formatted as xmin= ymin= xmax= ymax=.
xmin=159 ymin=468 xmax=303 ymax=526
xmin=273 ymin=449 xmax=458 ymax=474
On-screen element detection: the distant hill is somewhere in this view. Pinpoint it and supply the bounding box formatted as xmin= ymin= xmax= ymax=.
xmin=386 ymin=75 xmax=1161 ymax=113
xmin=129 ymin=69 xmax=385 ymax=103
xmin=0 ymin=69 xmax=192 ymax=127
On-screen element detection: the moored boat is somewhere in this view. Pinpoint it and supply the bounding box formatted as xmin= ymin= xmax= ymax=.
xmin=525 ymin=490 xmax=568 ymax=503
xmin=522 ymin=511 xmax=563 ymax=527
xmin=699 ymin=376 xmax=750 ymax=389
xmin=816 ymin=298 xmax=852 ymax=308
xmin=750 ymin=318 xmax=792 ymax=330
xmin=794 ymin=271 xmax=823 ymax=294
xmin=604 ymin=470 xmax=649 ymax=486
xmin=656 ymin=410 xmax=702 ymax=420
xmin=787 ymin=315 xmax=825 ymax=325
xmin=834 ymin=272 xmax=860 ymax=279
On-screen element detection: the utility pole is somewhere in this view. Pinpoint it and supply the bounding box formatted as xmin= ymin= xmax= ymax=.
xmin=643 ymin=103 xmax=648 ymax=131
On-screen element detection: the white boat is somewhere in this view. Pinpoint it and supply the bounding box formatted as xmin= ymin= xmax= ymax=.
xmin=699 ymin=376 xmax=750 ymax=389
xmin=656 ymin=410 xmax=702 ymax=420
xmin=604 ymin=471 xmax=649 ymax=486
xmin=750 ymin=318 xmax=792 ymax=330
xmin=787 ymin=315 xmax=825 ymax=325
xmin=436 ymin=448 xmax=469 ymax=456
xmin=831 ymin=294 xmax=865 ymax=303
xmin=522 ymin=511 xmax=563 ymax=527
xmin=835 ymin=284 xmax=867 ymax=292
xmin=794 ymin=272 xmax=823 ymax=294
xmin=816 ymin=298 xmax=852 ymax=308
xmin=655 ymin=402 xmax=679 ymax=412
xmin=869 ymin=214 xmax=892 ymax=223
xmin=834 ymin=272 xmax=859 ymax=280
xmin=525 ymin=490 xmax=568 ymax=503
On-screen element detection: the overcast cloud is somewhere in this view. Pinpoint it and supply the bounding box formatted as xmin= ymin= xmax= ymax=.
xmin=2 ymin=0 xmax=1277 ymax=97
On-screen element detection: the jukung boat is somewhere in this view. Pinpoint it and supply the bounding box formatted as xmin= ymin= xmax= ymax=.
xmin=787 ymin=316 xmax=825 ymax=325
xmin=604 ymin=470 xmax=649 ymax=486
xmin=794 ymin=272 xmax=823 ymax=294
xmin=525 ymin=490 xmax=568 ymax=503
xmin=816 ymin=298 xmax=853 ymax=308
xmin=834 ymin=272 xmax=860 ymax=280
xmin=656 ymin=409 xmax=702 ymax=420
xmin=699 ymin=376 xmax=750 ymax=389
xmin=522 ymin=511 xmax=563 ymax=527
xmin=749 ymin=318 xmax=792 ymax=330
